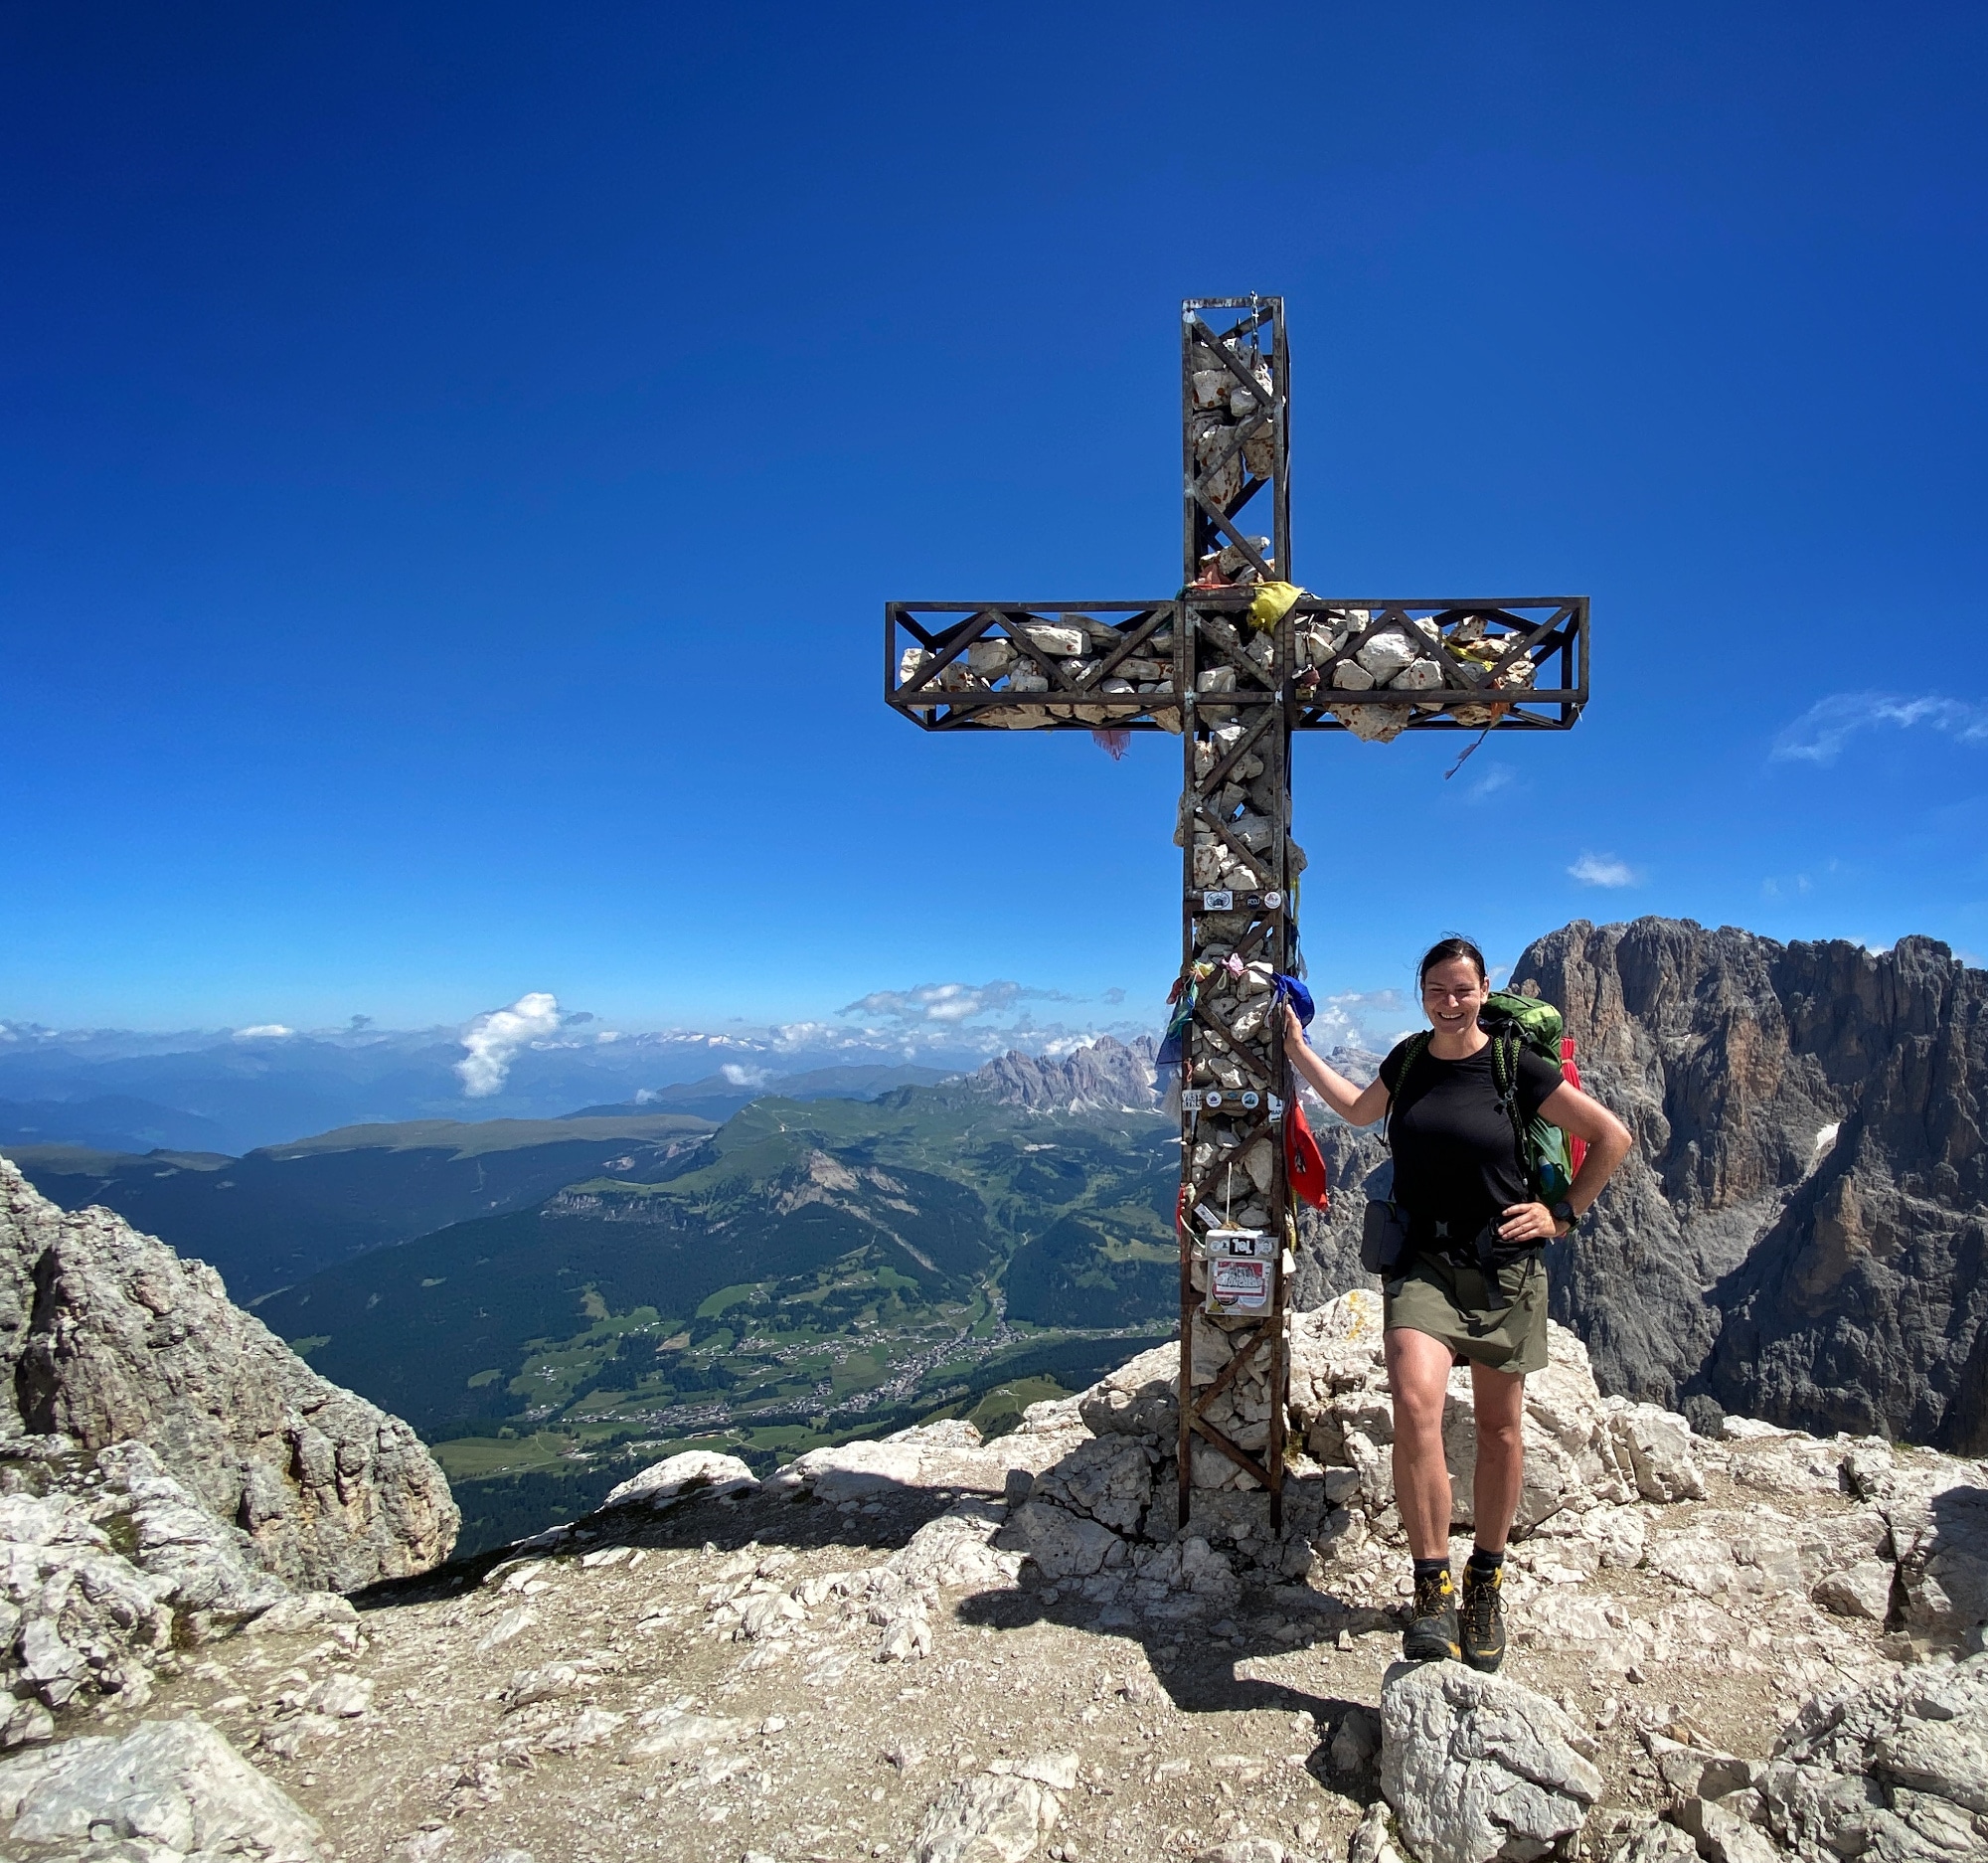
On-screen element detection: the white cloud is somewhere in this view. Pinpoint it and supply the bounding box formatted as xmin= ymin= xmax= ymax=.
xmin=455 ymin=992 xmax=562 ymax=1098
xmin=721 ymin=1063 xmax=770 ymax=1088
xmin=1771 ymin=692 xmax=1988 ymax=765
xmin=233 ymin=1024 xmax=295 ymax=1041
xmin=1294 ymin=988 xmax=1410 ymax=1056
xmin=838 ymin=980 xmax=1076 ymax=1028
xmin=1568 ymin=852 xmax=1639 ymax=888
xmin=1466 ymin=764 xmax=1516 ymax=802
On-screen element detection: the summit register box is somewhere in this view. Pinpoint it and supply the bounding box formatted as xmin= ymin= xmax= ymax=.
xmin=1201 ymin=1228 xmax=1275 ymax=1315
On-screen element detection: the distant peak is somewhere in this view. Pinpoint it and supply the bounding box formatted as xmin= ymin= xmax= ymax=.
xmin=967 ymin=1034 xmax=1159 ymax=1112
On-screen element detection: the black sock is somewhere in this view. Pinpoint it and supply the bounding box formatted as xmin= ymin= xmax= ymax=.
xmin=1468 ymin=1546 xmax=1505 ymax=1576
xmin=1412 ymin=1556 xmax=1450 ymax=1585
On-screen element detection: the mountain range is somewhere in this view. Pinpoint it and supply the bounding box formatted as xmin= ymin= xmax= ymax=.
xmin=0 ymin=1015 xmax=1134 ymax=1153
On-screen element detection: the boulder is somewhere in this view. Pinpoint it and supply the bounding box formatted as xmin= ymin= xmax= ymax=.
xmin=1030 ymin=1436 xmax=1156 ymax=1535
xmin=601 ymin=1449 xmax=757 ymax=1510
xmin=1381 ymin=1660 xmax=1602 ymax=1863
xmin=1193 ymin=1840 xmax=1286 ymax=1863
xmin=769 ymin=1439 xmax=924 ymax=1503
xmin=1354 ymin=628 xmax=1418 ymax=680
xmin=994 ymin=1501 xmax=1125 ymax=1581
xmin=1672 ymin=1797 xmax=1780 ymax=1863
xmin=1613 ymin=1823 xmax=1699 ymax=1863
xmin=1335 ymin=702 xmax=1412 ymax=743
xmin=1331 ymin=1704 xmax=1380 ymax=1774
xmin=1757 ymin=1650 xmax=1988 ymax=1858
xmin=1608 ymin=1404 xmax=1708 ymax=1504
xmin=1347 ymin=1801 xmax=1409 ymax=1863
xmin=244 ymin=1591 xmax=361 ymax=1641
xmin=0 ymin=1485 xmax=172 ymax=1740
xmin=92 ymin=1440 xmax=288 ymax=1616
xmin=911 ymin=1771 xmax=1060 ymax=1863
xmin=1811 ymin=1558 xmax=1894 ymax=1620
xmin=0 ymin=1160 xmax=457 ymax=1592
xmin=0 ymin=1715 xmax=321 ymax=1858
xmin=892 ymin=1499 xmax=1023 ymax=1593
xmin=1859 ymin=1454 xmax=1988 ymax=1640
xmin=1077 ymin=1342 xmax=1178 ymax=1440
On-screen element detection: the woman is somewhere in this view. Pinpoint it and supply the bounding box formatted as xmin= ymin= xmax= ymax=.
xmin=1281 ymin=936 xmax=1632 ymax=1672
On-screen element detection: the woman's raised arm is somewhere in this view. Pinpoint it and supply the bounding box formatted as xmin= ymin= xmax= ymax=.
xmin=1282 ymin=1003 xmax=1392 ymax=1127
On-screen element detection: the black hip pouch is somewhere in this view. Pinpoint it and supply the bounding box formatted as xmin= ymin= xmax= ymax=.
xmin=1361 ymin=1199 xmax=1410 ymax=1274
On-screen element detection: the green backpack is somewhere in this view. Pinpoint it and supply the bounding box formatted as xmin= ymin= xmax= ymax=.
xmin=1392 ymin=989 xmax=1580 ymax=1205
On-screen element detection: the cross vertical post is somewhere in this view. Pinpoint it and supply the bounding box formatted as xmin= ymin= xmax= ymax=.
xmin=885 ymin=296 xmax=1588 ymax=1553
xmin=1174 ymin=298 xmax=1296 ymax=1531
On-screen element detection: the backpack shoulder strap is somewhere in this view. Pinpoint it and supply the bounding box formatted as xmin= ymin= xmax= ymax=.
xmin=1490 ymin=1029 xmax=1540 ymax=1197
xmin=1383 ymin=1032 xmax=1431 ymax=1150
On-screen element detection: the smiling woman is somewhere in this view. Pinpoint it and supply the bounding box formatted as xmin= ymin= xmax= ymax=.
xmin=1282 ymin=935 xmax=1633 ymax=1673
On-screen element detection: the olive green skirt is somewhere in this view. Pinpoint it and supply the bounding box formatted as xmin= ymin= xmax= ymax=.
xmin=1383 ymin=1249 xmax=1550 ymax=1376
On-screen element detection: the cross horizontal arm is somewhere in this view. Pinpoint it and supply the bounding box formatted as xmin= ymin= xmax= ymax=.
xmin=885 ymin=596 xmax=1589 ymax=735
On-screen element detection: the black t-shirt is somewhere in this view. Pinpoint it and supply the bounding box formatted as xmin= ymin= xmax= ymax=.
xmin=1378 ymin=1036 xmax=1566 ymax=1265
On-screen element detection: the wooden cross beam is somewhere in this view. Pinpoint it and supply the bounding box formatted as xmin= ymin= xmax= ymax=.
xmin=884 ymin=296 xmax=1589 ymax=1536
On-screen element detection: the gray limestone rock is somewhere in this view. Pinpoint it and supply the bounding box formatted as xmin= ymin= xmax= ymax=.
xmin=0 ymin=1486 xmax=172 ymax=1737
xmin=891 ymin=1498 xmax=1023 ymax=1593
xmin=0 ymin=1158 xmax=457 ymax=1591
xmin=1888 ymin=1473 xmax=1988 ymax=1642
xmin=1331 ymin=1704 xmax=1380 ymax=1774
xmin=243 ymin=1590 xmax=361 ymax=1641
xmin=1610 ymin=1403 xmax=1708 ymax=1503
xmin=993 ymin=1501 xmax=1124 ymax=1581
xmin=1611 ymin=1822 xmax=1700 ymax=1863
xmin=1758 ymin=1650 xmax=1988 ymax=1859
xmin=90 ymin=1440 xmax=287 ymax=1617
xmin=1347 ymin=1801 xmax=1410 ymax=1863
xmin=1812 ymin=1558 xmax=1895 ymax=1621
xmin=1027 ymin=1436 xmax=1155 ymax=1535
xmin=1077 ymin=1342 xmax=1179 ymax=1440
xmin=911 ymin=1771 xmax=1059 ymax=1863
xmin=600 ymin=1448 xmax=757 ymax=1510
xmin=1193 ymin=1841 xmax=1286 ymax=1863
xmin=1381 ymin=1659 xmax=1603 ymax=1863
xmin=0 ymin=1715 xmax=322 ymax=1858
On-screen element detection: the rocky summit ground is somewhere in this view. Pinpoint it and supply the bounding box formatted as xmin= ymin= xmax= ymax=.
xmin=14 ymin=1290 xmax=1983 ymax=1863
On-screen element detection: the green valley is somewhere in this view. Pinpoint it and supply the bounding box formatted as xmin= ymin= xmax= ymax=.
xmin=5 ymin=1110 xmax=716 ymax=1299
xmin=252 ymin=1083 xmax=1177 ymax=1550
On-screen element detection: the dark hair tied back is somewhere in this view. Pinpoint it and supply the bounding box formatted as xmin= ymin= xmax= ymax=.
xmin=1417 ymin=935 xmax=1488 ymax=989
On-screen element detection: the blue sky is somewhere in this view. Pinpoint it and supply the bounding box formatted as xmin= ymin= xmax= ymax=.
xmin=3 ymin=3 xmax=1985 ymax=1048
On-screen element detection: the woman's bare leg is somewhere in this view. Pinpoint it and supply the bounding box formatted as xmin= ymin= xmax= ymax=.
xmin=1385 ymin=1327 xmax=1457 ymax=1561
xmin=1468 ymin=1359 xmax=1528 ymax=1552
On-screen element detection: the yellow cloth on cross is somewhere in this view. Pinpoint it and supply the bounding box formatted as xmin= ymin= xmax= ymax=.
xmin=1246 ymin=582 xmax=1307 ymax=631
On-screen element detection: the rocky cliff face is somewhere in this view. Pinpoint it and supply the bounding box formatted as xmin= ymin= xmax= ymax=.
xmin=1473 ymin=921 xmax=1983 ymax=1449
xmin=1700 ymin=934 xmax=1988 ymax=1452
xmin=0 ymin=1159 xmax=458 ymax=1593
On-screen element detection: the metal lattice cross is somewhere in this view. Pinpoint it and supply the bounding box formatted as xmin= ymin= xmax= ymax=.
xmin=886 ymin=296 xmax=1589 ymax=1531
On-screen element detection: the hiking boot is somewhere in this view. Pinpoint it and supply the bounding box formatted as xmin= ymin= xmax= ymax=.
xmin=1403 ymin=1567 xmax=1459 ymax=1662
xmin=1459 ymin=1565 xmax=1507 ymax=1673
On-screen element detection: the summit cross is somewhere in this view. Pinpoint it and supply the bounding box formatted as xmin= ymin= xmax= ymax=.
xmin=885 ymin=295 xmax=1589 ymax=1530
